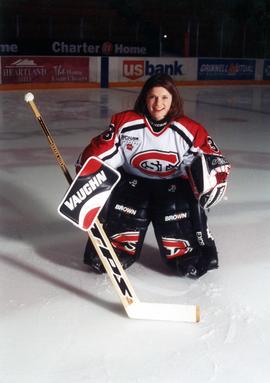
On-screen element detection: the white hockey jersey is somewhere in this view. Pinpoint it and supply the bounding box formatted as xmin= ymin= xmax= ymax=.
xmin=77 ymin=110 xmax=224 ymax=180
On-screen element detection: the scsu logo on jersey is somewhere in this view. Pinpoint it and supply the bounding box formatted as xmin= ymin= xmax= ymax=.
xmin=131 ymin=151 xmax=180 ymax=176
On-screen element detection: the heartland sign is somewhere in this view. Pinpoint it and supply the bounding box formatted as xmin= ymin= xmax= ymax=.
xmin=1 ymin=56 xmax=89 ymax=84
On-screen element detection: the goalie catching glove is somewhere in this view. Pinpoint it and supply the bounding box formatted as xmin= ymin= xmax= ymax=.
xmin=187 ymin=153 xmax=230 ymax=209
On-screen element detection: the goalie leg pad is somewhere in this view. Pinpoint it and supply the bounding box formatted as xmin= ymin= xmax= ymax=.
xmin=151 ymin=179 xmax=199 ymax=270
xmin=190 ymin=203 xmax=216 ymax=247
xmin=84 ymin=173 xmax=151 ymax=272
xmin=83 ymin=238 xmax=106 ymax=273
xmin=151 ymin=178 xmax=218 ymax=278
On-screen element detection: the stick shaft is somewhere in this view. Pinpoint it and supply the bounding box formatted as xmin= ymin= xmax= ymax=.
xmin=89 ymin=220 xmax=138 ymax=307
xmin=27 ymin=100 xmax=73 ymax=184
xmin=26 ymin=96 xmax=139 ymax=310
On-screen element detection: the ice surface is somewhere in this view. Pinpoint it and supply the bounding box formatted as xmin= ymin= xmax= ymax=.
xmin=1 ymin=85 xmax=270 ymax=382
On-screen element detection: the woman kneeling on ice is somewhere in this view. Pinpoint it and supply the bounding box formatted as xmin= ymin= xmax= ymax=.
xmin=76 ymin=74 xmax=230 ymax=278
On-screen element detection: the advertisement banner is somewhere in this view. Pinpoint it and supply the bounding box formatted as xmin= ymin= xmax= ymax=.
xmin=1 ymin=56 xmax=89 ymax=84
xmin=110 ymin=57 xmax=197 ymax=83
xmin=198 ymin=58 xmax=256 ymax=80
xmin=263 ymin=60 xmax=270 ymax=80
xmin=0 ymin=40 xmax=158 ymax=56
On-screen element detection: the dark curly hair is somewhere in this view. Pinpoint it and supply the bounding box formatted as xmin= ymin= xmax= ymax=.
xmin=134 ymin=74 xmax=184 ymax=119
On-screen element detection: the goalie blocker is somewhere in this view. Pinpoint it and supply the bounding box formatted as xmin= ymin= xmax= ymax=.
xmin=187 ymin=153 xmax=231 ymax=209
xmin=58 ymin=157 xmax=121 ymax=230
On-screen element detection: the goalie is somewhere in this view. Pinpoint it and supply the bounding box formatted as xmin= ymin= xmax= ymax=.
xmin=76 ymin=74 xmax=230 ymax=278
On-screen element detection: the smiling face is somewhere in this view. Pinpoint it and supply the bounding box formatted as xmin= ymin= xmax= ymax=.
xmin=146 ymin=86 xmax=173 ymax=121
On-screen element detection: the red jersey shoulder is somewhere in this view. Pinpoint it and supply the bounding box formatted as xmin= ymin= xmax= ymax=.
xmin=174 ymin=116 xmax=222 ymax=155
xmin=99 ymin=110 xmax=143 ymax=142
xmin=111 ymin=110 xmax=143 ymax=127
xmin=176 ymin=115 xmax=207 ymax=136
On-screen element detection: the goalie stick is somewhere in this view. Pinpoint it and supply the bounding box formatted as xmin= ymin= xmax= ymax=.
xmin=24 ymin=92 xmax=200 ymax=323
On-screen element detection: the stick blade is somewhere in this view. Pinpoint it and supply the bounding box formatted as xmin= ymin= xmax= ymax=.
xmin=126 ymin=302 xmax=200 ymax=323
